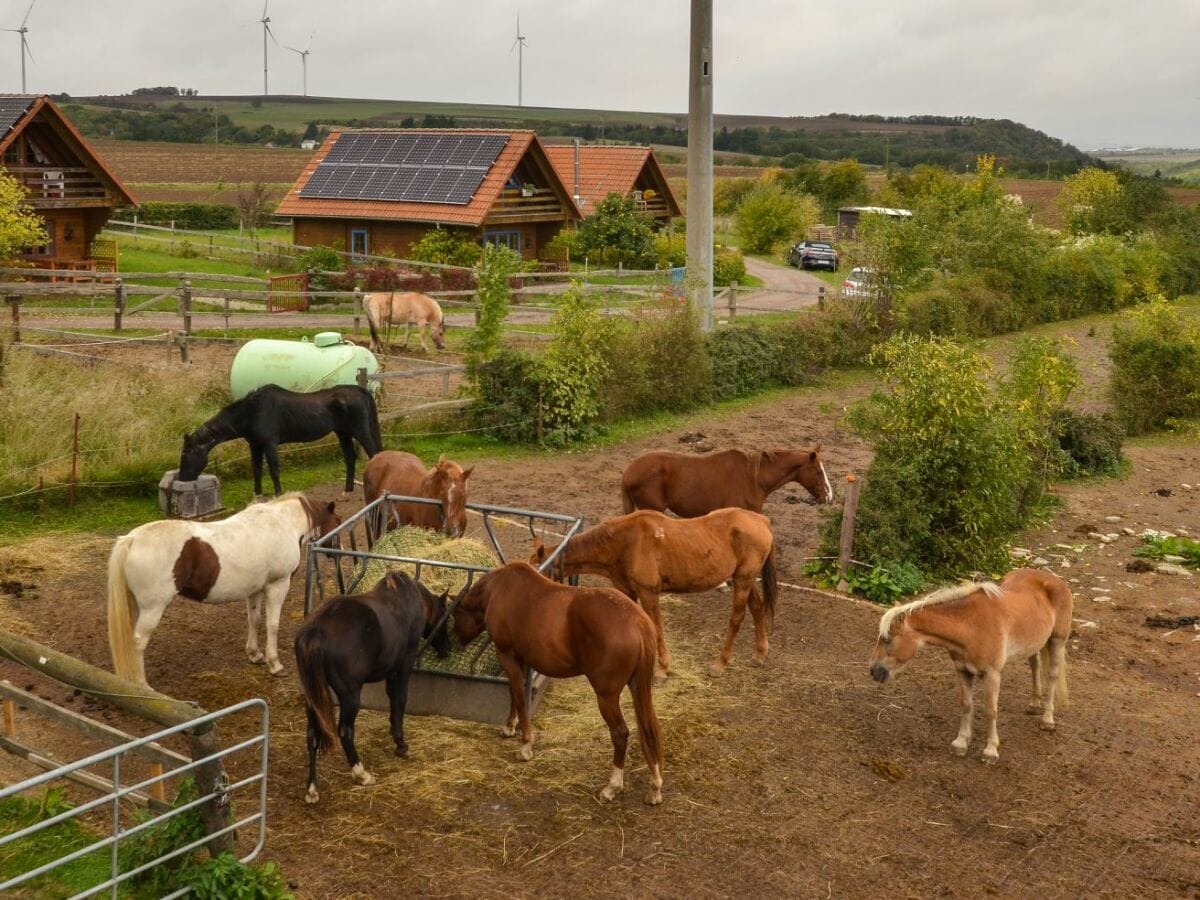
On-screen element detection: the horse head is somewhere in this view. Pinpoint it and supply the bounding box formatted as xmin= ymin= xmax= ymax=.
xmin=299 ymin=497 xmax=341 ymax=543
xmin=431 ymin=455 xmax=472 ymax=537
xmin=450 ymin=577 xmax=488 ymax=649
xmin=430 ymin=315 xmax=446 ymax=351
xmin=425 ymin=588 xmax=454 ymax=659
xmin=868 ymin=616 xmax=923 ymax=684
xmin=177 ymin=430 xmax=213 ymax=482
xmin=790 ymin=445 xmax=834 ymax=505
xmin=528 ymin=536 xmax=563 ymax=579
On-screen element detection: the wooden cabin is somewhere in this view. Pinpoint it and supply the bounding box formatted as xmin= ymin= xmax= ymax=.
xmin=277 ymin=129 xmax=582 ymax=261
xmin=544 ymin=144 xmax=681 ymax=222
xmin=0 ymin=95 xmax=136 ymax=274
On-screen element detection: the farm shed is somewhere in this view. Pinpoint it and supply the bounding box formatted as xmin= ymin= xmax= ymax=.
xmin=0 ymin=94 xmax=136 ymax=274
xmin=836 ymin=205 xmax=912 ymax=239
xmin=276 ymin=129 xmax=582 ymax=261
xmin=544 ymin=143 xmax=681 ymax=222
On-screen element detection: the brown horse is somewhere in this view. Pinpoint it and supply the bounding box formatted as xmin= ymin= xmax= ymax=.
xmin=620 ymin=446 xmax=834 ymax=516
xmin=531 ymin=508 xmax=777 ymax=681
xmin=362 ymin=451 xmax=473 ymax=541
xmin=364 ymin=291 xmax=445 ymax=353
xmin=868 ymin=568 xmax=1073 ymax=764
xmin=452 ymin=562 xmax=665 ymax=805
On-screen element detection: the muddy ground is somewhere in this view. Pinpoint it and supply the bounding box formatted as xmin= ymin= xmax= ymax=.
xmin=1 ymin=316 xmax=1198 ymax=898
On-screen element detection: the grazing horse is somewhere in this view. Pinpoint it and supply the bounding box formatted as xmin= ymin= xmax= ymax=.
xmin=107 ymin=493 xmax=341 ymax=688
xmin=362 ymin=451 xmax=473 ymax=542
xmin=868 ymin=568 xmax=1073 ymax=764
xmin=364 ymin=291 xmax=445 ymax=353
xmin=453 ymin=562 xmax=664 ymax=805
xmin=531 ymin=508 xmax=777 ymax=681
xmin=620 ymin=446 xmax=834 ymax=516
xmin=178 ymin=384 xmax=382 ymax=498
xmin=295 ymin=571 xmax=451 ymax=803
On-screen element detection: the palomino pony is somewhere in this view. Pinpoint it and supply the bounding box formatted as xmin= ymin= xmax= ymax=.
xmin=364 ymin=291 xmax=445 ymax=353
xmin=868 ymin=567 xmax=1073 ymax=764
xmin=531 ymin=508 xmax=777 ymax=681
xmin=179 ymin=384 xmax=382 ymax=498
xmin=107 ymin=493 xmax=341 ymax=688
xmin=620 ymin=446 xmax=834 ymax=516
xmin=453 ymin=562 xmax=664 ymax=805
xmin=361 ymin=451 xmax=473 ymax=542
xmin=295 ymin=571 xmax=451 ymax=803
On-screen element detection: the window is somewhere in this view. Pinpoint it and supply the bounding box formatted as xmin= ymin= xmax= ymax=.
xmin=350 ymin=228 xmax=369 ymax=260
xmin=483 ymin=230 xmax=521 ymax=252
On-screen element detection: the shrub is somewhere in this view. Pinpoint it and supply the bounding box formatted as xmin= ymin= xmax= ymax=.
xmin=734 ymin=182 xmax=815 ymax=254
xmin=576 ymin=193 xmax=656 ymax=268
xmin=466 ymin=245 xmax=521 ymax=364
xmin=543 ymin=228 xmax=580 ymax=265
xmin=1109 ymin=299 xmax=1200 ymax=433
xmin=713 ymin=177 xmax=758 ymax=215
xmin=713 ymin=246 xmax=747 ymax=286
xmin=298 ymin=244 xmax=342 ymax=274
xmin=1054 ymin=410 xmax=1125 ymax=477
xmin=654 ymin=231 xmax=687 ymax=269
xmin=358 ymin=266 xmax=404 ymax=291
xmin=136 ymin=201 xmax=238 ymax=230
xmin=539 ymin=288 xmax=614 ymax=444
xmin=408 ymin=228 xmax=481 ymax=267
xmin=707 ymin=324 xmax=778 ymax=401
xmin=468 ymin=349 xmax=543 ymax=443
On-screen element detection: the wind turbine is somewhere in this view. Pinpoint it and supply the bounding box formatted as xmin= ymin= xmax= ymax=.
xmin=285 ymin=32 xmax=315 ymax=97
xmin=256 ymin=0 xmax=278 ymax=96
xmin=3 ymin=0 xmax=35 ymax=93
xmin=511 ymin=12 xmax=528 ymax=107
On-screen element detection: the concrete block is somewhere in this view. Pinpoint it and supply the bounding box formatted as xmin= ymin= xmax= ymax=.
xmin=158 ymin=470 xmax=223 ymax=519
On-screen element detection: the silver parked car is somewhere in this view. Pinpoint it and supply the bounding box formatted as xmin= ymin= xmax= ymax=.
xmin=841 ymin=266 xmax=879 ymax=299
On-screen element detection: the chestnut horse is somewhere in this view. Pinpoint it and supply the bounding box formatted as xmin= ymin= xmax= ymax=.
xmin=362 ymin=451 xmax=473 ymax=542
xmin=868 ymin=568 xmax=1073 ymax=764
xmin=620 ymin=446 xmax=834 ymax=516
xmin=531 ymin=508 xmax=777 ymax=681
xmin=295 ymin=571 xmax=451 ymax=803
xmin=364 ymin=291 xmax=445 ymax=353
xmin=452 ymin=562 xmax=664 ymax=805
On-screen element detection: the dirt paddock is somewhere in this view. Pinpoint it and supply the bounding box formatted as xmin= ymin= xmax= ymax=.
xmin=2 ymin=320 xmax=1199 ymax=898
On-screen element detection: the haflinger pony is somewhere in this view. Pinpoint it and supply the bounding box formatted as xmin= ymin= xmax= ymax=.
xmin=361 ymin=451 xmax=473 ymax=543
xmin=295 ymin=571 xmax=451 ymax=803
xmin=620 ymin=446 xmax=834 ymax=516
xmin=364 ymin=291 xmax=445 ymax=353
xmin=452 ymin=562 xmax=664 ymax=805
xmin=531 ymin=508 xmax=777 ymax=682
xmin=868 ymin=567 xmax=1073 ymax=765
xmin=179 ymin=384 xmax=382 ymax=498
xmin=107 ymin=493 xmax=341 ymax=688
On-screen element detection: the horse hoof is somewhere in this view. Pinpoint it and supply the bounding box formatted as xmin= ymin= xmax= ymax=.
xmin=644 ymin=789 xmax=663 ymax=806
xmin=517 ymin=744 xmax=534 ymax=762
xmin=304 ymin=784 xmax=319 ymax=804
xmin=707 ymin=663 xmax=728 ymax=678
xmin=336 ymin=491 xmax=352 ymax=503
xmin=654 ymin=671 xmax=669 ymax=686
xmin=500 ymin=725 xmax=517 ymax=738
xmin=951 ymin=742 xmax=968 ymax=757
xmin=748 ymin=654 xmax=766 ymax=668
xmin=1040 ymin=720 xmax=1057 ymax=732
xmin=395 ymin=744 xmax=409 ymax=758
xmin=1025 ymin=702 xmax=1044 ymax=715
xmin=247 ymin=651 xmax=265 ymax=664
xmin=981 ymin=751 xmax=999 ymax=766
xmin=600 ymin=785 xmax=618 ymax=802
xmin=268 ymin=663 xmax=285 ymax=677
xmin=351 ymin=766 xmax=376 ymax=786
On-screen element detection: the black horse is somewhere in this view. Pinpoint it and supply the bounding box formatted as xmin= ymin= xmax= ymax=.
xmin=178 ymin=384 xmax=382 ymax=496
xmin=294 ymin=571 xmax=451 ymax=803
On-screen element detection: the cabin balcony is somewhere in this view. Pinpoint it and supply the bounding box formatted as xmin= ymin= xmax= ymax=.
xmin=9 ymin=166 xmax=111 ymax=208
xmin=486 ymin=187 xmax=569 ymax=224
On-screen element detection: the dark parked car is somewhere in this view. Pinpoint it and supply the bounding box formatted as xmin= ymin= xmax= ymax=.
xmin=787 ymin=240 xmax=839 ymax=271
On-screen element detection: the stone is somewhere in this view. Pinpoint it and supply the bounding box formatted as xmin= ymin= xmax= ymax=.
xmin=1087 ymin=532 xmax=1105 ymax=541
xmin=1122 ymin=527 xmax=1136 ymax=536
xmin=1163 ymin=554 xmax=1188 ymax=564
xmin=1031 ymin=556 xmax=1050 ymax=567
xmin=1010 ymin=548 xmax=1032 ymax=560
xmin=1104 ymin=515 xmax=1123 ymax=523
xmin=1181 ymin=484 xmax=1194 ymax=492
xmin=1092 ymin=596 xmax=1112 ymax=603
xmin=1155 ymin=563 xmax=1194 ymax=578
xmin=1099 ymin=535 xmax=1116 ymax=544
xmin=158 ymin=470 xmax=223 ymax=519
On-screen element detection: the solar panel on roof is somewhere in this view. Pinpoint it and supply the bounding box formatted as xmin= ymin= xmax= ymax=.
xmin=298 ymin=131 xmax=509 ymax=205
xmin=0 ymin=95 xmax=36 ymax=135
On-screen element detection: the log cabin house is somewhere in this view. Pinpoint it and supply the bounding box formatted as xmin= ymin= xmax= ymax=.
xmin=0 ymin=95 xmax=136 ymax=274
xmin=544 ymin=143 xmax=681 ymax=223
xmin=276 ymin=129 xmax=582 ymax=261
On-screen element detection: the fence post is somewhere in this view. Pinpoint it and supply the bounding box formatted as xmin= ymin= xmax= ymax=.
xmin=729 ymin=282 xmax=738 ymax=321
xmin=357 ymin=366 xmax=368 ymax=391
xmin=223 ymin=297 xmax=230 ymax=336
xmin=180 ymin=279 xmax=193 ymax=336
xmin=836 ymin=474 xmax=861 ymax=593
xmin=353 ymin=288 xmax=363 ymax=336
xmin=113 ymin=278 xmax=126 ymax=332
xmin=818 ymin=284 xmax=826 ymax=311
xmin=67 ymin=412 xmax=80 ymax=508
xmin=7 ymin=295 xmax=20 ymax=344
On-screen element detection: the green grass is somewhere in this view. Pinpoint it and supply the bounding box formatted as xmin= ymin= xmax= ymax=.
xmin=114 ymin=241 xmax=289 ymax=285
xmin=0 ymin=793 xmax=116 ymax=898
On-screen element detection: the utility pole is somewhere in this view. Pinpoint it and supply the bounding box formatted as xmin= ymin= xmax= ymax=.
xmin=686 ymin=0 xmax=714 ymax=331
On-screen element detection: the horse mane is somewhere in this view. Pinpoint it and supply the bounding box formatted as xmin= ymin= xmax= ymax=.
xmin=879 ymin=580 xmax=1003 ymax=638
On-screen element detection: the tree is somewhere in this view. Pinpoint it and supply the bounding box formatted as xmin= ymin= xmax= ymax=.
xmin=820 ymin=158 xmax=870 ymax=211
xmin=1058 ymin=167 xmax=1127 ymax=235
xmin=733 ymin=182 xmax=818 ymax=254
xmin=0 ymin=169 xmax=47 ymax=262
xmin=576 ymin=193 xmax=656 ymax=267
xmin=235 ymin=182 xmax=273 ymax=237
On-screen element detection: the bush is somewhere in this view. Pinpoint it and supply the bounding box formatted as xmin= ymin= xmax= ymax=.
xmin=1054 ymin=410 xmax=1125 ymax=477
xmin=298 ymin=244 xmax=342 ymax=274
xmin=654 ymin=231 xmax=687 ymax=269
xmin=408 ymin=228 xmax=481 ymax=267
xmin=1109 ymin=299 xmax=1200 ymax=433
xmin=466 ymin=245 xmax=521 ymax=364
xmin=734 ymin=182 xmax=815 ymax=254
xmin=713 ymin=246 xmax=747 ymax=286
xmin=707 ymin=324 xmax=778 ymax=401
xmin=543 ymin=228 xmax=580 ymax=265
xmin=136 ymin=201 xmax=238 ymax=230
xmin=538 ymin=288 xmax=614 ymax=444
xmin=576 ymin=193 xmax=656 ymax=268
xmin=468 ymin=349 xmax=543 ymax=443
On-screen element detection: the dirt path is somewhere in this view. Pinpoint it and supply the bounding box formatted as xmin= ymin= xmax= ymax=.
xmin=1 ymin=317 xmax=1198 ymax=898
xmin=738 ymin=256 xmax=827 ymax=314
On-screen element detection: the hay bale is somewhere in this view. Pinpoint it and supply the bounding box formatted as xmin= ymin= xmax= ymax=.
xmin=354 ymin=527 xmax=502 ymax=677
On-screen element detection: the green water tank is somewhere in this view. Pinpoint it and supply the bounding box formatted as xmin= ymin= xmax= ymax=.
xmin=229 ymin=332 xmax=381 ymax=399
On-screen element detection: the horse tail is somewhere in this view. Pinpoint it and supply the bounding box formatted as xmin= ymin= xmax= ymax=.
xmin=295 ymin=626 xmax=337 ymax=753
xmin=365 ymin=296 xmax=383 ymax=352
xmin=760 ymin=541 xmax=778 ymax=631
xmin=1040 ymin=642 xmax=1070 ymax=710
xmin=630 ymin=618 xmax=664 ymax=776
xmin=620 ymin=482 xmax=636 ymax=514
xmin=363 ymin=386 xmax=382 ymax=455
xmin=106 ymin=536 xmax=138 ymax=681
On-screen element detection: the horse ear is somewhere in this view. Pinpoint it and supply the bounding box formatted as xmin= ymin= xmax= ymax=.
xmin=462 ymin=466 xmax=474 ymax=480
xmin=532 ymin=538 xmax=547 ymax=563
xmin=437 ymin=453 xmax=446 ymax=466
xmin=326 ymin=500 xmax=336 ymax=515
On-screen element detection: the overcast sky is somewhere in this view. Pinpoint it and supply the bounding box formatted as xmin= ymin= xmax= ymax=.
xmin=5 ymin=0 xmax=1198 ymax=150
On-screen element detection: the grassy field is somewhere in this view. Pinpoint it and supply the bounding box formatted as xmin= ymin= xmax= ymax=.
xmin=1099 ymin=150 xmax=1200 ymax=185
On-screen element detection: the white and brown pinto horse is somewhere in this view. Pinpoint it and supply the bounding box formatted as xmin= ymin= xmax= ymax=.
xmin=364 ymin=291 xmax=445 ymax=353
xmin=361 ymin=451 xmax=473 ymax=542
xmin=107 ymin=494 xmax=340 ymax=688
xmin=869 ymin=567 xmax=1072 ymax=764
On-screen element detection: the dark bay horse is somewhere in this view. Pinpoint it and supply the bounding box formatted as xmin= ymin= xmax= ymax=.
xmin=295 ymin=571 xmax=451 ymax=803
xmin=869 ymin=568 xmax=1073 ymax=764
xmin=620 ymin=446 xmax=834 ymax=516
xmin=179 ymin=384 xmax=382 ymax=497
xmin=453 ymin=562 xmax=665 ymax=805
xmin=362 ymin=451 xmax=473 ymax=542
xmin=532 ymin=508 xmax=777 ymax=681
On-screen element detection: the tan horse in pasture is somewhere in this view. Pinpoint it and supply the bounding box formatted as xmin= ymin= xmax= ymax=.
xmin=453 ymin=562 xmax=665 ymax=805
xmin=364 ymin=291 xmax=445 ymax=353
xmin=531 ymin=508 xmax=777 ymax=681
xmin=620 ymin=446 xmax=834 ymax=516
xmin=868 ymin=568 xmax=1073 ymax=764
xmin=362 ymin=451 xmax=473 ymax=541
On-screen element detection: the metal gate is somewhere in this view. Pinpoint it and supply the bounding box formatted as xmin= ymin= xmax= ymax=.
xmin=0 ymin=698 xmax=269 ymax=899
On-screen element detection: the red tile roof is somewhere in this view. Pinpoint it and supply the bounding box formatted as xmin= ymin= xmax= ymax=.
xmin=544 ymin=144 xmax=681 ymax=216
xmin=276 ymin=129 xmax=579 ymax=226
